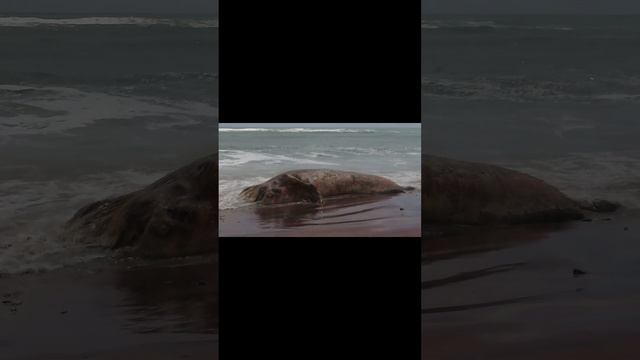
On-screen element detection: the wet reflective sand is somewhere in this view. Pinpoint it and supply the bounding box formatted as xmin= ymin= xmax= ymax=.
xmin=422 ymin=210 xmax=640 ymax=359
xmin=219 ymin=192 xmax=421 ymax=237
xmin=0 ymin=255 xmax=217 ymax=359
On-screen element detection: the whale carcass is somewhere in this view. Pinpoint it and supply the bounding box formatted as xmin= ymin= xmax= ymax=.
xmin=61 ymin=154 xmax=218 ymax=258
xmin=422 ymin=155 xmax=618 ymax=225
xmin=240 ymin=169 xmax=414 ymax=205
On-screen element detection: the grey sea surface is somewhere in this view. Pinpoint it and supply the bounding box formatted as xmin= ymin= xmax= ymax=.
xmin=422 ymin=15 xmax=640 ymax=359
xmin=423 ymin=15 xmax=640 ymax=208
xmin=0 ymin=14 xmax=217 ymax=274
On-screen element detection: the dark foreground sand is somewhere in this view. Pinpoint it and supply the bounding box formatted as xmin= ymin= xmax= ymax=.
xmin=0 ymin=255 xmax=218 ymax=360
xmin=220 ymin=192 xmax=421 ymax=237
xmin=423 ymin=210 xmax=640 ymax=359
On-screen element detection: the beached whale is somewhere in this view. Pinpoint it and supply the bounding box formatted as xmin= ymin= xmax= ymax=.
xmin=423 ymin=155 xmax=619 ymax=225
xmin=61 ymin=154 xmax=218 ymax=258
xmin=240 ymin=169 xmax=414 ymax=205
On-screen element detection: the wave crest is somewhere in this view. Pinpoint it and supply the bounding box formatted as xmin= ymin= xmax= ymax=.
xmin=422 ymin=19 xmax=573 ymax=32
xmin=0 ymin=85 xmax=217 ymax=136
xmin=219 ymin=150 xmax=338 ymax=167
xmin=219 ymin=128 xmax=377 ymax=133
xmin=423 ymin=76 xmax=640 ymax=103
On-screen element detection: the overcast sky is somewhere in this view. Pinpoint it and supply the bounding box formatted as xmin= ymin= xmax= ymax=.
xmin=2 ymin=1 xmax=636 ymax=16
xmin=219 ymin=123 xmax=421 ymax=129
xmin=0 ymin=0 xmax=217 ymax=14
xmin=423 ymin=0 xmax=640 ymax=14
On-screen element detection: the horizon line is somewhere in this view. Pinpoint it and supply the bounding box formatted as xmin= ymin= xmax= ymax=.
xmin=422 ymin=13 xmax=640 ymax=16
xmin=0 ymin=11 xmax=218 ymax=16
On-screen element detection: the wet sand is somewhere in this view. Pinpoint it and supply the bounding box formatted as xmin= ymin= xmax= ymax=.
xmin=0 ymin=255 xmax=218 ymax=360
xmin=422 ymin=210 xmax=640 ymax=359
xmin=219 ymin=192 xmax=421 ymax=237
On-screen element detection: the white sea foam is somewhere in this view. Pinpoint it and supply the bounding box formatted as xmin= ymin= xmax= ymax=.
xmin=279 ymin=128 xmax=376 ymax=133
xmin=218 ymin=176 xmax=270 ymax=210
xmin=0 ymin=16 xmax=218 ymax=28
xmin=422 ymin=76 xmax=640 ymax=103
xmin=333 ymin=146 xmax=404 ymax=156
xmin=0 ymin=170 xmax=165 ymax=274
xmin=219 ymin=128 xmax=377 ymax=133
xmin=592 ymin=93 xmax=640 ymax=101
xmin=218 ymin=128 xmax=272 ymax=132
xmin=547 ymin=115 xmax=596 ymax=138
xmin=219 ymin=150 xmax=338 ymax=167
xmin=422 ymin=19 xmax=573 ymax=31
xmin=0 ymin=85 xmax=217 ymax=136
xmin=422 ymin=19 xmax=500 ymax=29
xmin=421 ymin=23 xmax=441 ymax=29
xmin=383 ymin=171 xmax=422 ymax=190
xmin=306 ymin=152 xmax=341 ymax=159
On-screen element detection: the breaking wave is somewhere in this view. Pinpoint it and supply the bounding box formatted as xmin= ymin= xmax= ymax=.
xmin=0 ymin=84 xmax=217 ymax=136
xmin=422 ymin=76 xmax=640 ymax=103
xmin=421 ymin=19 xmax=573 ymax=32
xmin=219 ymin=150 xmax=338 ymax=167
xmin=219 ymin=128 xmax=378 ymax=133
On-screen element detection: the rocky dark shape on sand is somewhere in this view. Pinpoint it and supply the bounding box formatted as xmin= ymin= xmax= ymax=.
xmin=62 ymin=154 xmax=218 ymax=258
xmin=240 ymin=169 xmax=414 ymax=206
xmin=573 ymin=268 xmax=587 ymax=277
xmin=423 ymin=155 xmax=619 ymax=225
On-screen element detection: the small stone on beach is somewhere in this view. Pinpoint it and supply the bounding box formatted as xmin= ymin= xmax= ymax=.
xmin=573 ymin=268 xmax=587 ymax=277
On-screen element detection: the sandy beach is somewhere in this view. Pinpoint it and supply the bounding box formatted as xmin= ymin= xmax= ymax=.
xmin=422 ymin=210 xmax=640 ymax=359
xmin=0 ymin=255 xmax=218 ymax=360
xmin=219 ymin=191 xmax=421 ymax=237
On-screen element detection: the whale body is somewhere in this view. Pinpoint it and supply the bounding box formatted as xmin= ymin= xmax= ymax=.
xmin=423 ymin=155 xmax=618 ymax=225
xmin=61 ymin=154 xmax=218 ymax=258
xmin=240 ymin=169 xmax=413 ymax=205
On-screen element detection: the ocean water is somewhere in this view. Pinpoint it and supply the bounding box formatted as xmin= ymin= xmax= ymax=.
xmin=218 ymin=125 xmax=421 ymax=210
xmin=0 ymin=15 xmax=218 ymax=274
xmin=422 ymin=15 xmax=640 ymax=354
xmin=422 ymin=15 xmax=640 ymax=208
